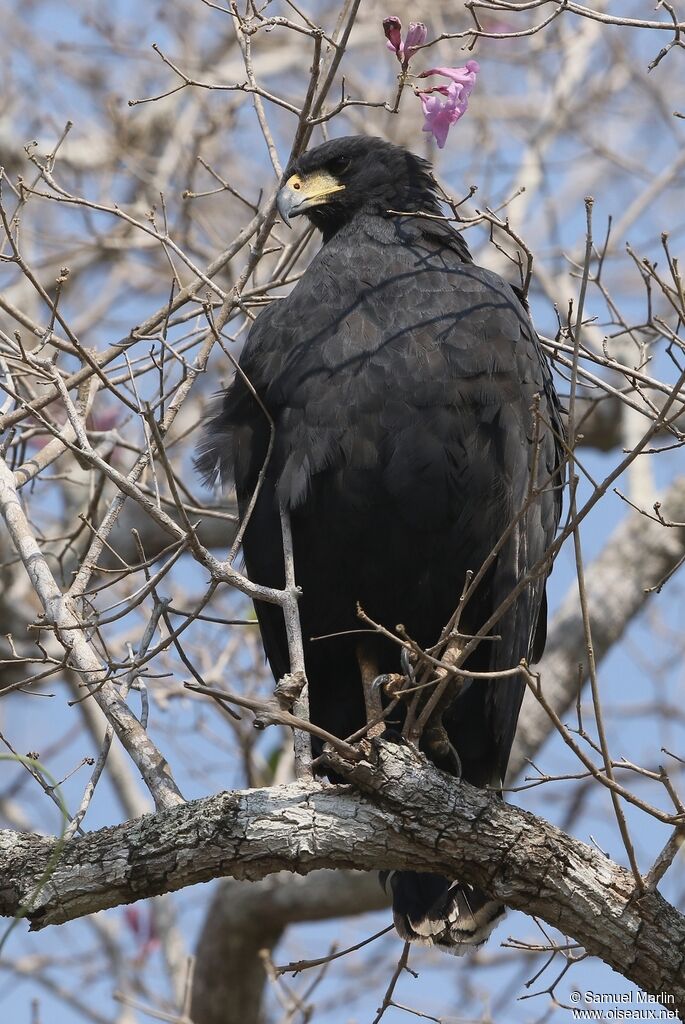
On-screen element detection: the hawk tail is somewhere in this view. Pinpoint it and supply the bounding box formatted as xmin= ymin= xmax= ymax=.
xmin=383 ymin=871 xmax=505 ymax=956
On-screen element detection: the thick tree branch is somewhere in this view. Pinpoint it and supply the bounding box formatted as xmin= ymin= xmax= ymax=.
xmin=1 ymin=742 xmax=684 ymax=1012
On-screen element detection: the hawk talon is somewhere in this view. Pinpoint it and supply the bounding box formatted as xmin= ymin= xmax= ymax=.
xmin=423 ymin=723 xmax=463 ymax=778
xmin=372 ymin=672 xmax=391 ymax=693
xmin=400 ymin=647 xmax=416 ymax=684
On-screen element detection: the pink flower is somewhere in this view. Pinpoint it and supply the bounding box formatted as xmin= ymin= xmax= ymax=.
xmin=383 ymin=16 xmax=427 ymax=63
xmin=383 ymin=16 xmax=402 ymax=55
xmin=382 ymin=19 xmax=479 ymax=148
xmin=419 ymin=61 xmax=480 ymax=90
xmin=403 ymin=22 xmax=428 ymax=61
xmin=417 ymin=60 xmax=479 ymax=148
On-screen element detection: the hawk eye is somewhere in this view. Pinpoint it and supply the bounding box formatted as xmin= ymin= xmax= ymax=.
xmin=328 ymin=156 xmax=351 ymax=176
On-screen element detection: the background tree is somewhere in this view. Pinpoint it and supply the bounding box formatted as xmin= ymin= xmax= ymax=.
xmin=1 ymin=2 xmax=685 ymax=1022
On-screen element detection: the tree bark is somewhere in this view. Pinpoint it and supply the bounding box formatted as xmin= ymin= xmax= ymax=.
xmin=2 ymin=741 xmax=684 ymax=1015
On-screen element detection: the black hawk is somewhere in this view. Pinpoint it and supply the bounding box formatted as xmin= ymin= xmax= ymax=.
xmin=197 ymin=135 xmax=563 ymax=954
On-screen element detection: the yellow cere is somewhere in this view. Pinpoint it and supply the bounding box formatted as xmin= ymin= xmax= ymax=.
xmin=285 ymin=170 xmax=345 ymax=201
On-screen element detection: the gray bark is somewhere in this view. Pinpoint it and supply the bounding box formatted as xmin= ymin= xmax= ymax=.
xmin=1 ymin=741 xmax=684 ymax=1015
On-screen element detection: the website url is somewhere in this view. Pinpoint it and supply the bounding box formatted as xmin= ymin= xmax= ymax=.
xmin=572 ymin=1011 xmax=678 ymax=1021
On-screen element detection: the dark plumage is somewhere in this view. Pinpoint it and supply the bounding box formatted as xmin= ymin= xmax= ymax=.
xmin=197 ymin=135 xmax=563 ymax=953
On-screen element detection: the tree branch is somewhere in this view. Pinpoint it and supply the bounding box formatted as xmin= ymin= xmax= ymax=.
xmin=1 ymin=741 xmax=684 ymax=1012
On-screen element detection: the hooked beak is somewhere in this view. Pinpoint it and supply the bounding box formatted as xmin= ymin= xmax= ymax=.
xmin=276 ymin=183 xmax=300 ymax=228
xmin=277 ymin=170 xmax=345 ymax=227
